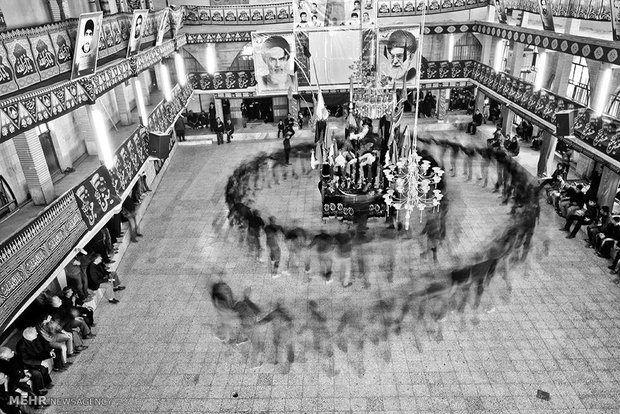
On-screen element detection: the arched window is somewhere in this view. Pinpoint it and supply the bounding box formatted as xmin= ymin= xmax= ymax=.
xmin=566 ymin=56 xmax=590 ymax=105
xmin=606 ymin=88 xmax=620 ymax=119
xmin=453 ymin=33 xmax=482 ymax=62
xmin=229 ymin=43 xmax=254 ymax=71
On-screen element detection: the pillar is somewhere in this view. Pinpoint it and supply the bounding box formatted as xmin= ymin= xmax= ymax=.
xmin=132 ymin=78 xmax=148 ymax=126
xmin=113 ymin=83 xmax=133 ymax=126
xmin=74 ymin=105 xmax=104 ymax=163
xmin=153 ymin=62 xmax=166 ymax=94
xmin=437 ymin=89 xmax=448 ymax=121
xmin=597 ymin=167 xmax=620 ymax=209
xmin=13 ymin=129 xmax=55 ymax=205
xmin=58 ymin=0 xmax=70 ymax=19
xmin=548 ymin=19 xmax=581 ymax=95
xmin=501 ymin=105 xmax=514 ymax=136
xmin=137 ymin=71 xmax=152 ymax=106
xmin=536 ymin=130 xmax=557 ymax=177
xmin=88 ymin=0 xmax=98 ymax=12
xmin=214 ymin=98 xmax=224 ymax=121
xmin=47 ymin=0 xmax=63 ymax=21
xmin=229 ymin=98 xmax=243 ymax=128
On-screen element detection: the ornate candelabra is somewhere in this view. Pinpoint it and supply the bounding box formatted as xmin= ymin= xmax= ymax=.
xmin=382 ymin=149 xmax=444 ymax=229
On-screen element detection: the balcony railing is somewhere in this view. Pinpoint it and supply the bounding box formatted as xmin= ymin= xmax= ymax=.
xmin=0 ymin=81 xmax=193 ymax=334
xmin=0 ymin=9 xmax=173 ymax=98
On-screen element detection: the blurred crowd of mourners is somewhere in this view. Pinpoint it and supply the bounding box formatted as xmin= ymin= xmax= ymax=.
xmin=214 ymin=119 xmax=552 ymax=375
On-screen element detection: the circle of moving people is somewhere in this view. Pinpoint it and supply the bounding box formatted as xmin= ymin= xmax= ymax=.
xmin=215 ymin=138 xmax=546 ymax=375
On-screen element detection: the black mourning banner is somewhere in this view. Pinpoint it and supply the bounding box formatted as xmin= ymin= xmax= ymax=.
xmin=73 ymin=166 xmax=121 ymax=230
xmin=322 ymin=193 xmax=387 ymax=219
xmin=189 ymin=71 xmax=256 ymax=90
xmin=109 ymin=129 xmax=149 ymax=196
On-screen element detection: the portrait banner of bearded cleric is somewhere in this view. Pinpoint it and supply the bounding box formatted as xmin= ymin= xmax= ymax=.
xmin=252 ymin=32 xmax=297 ymax=96
xmin=70 ymin=12 xmax=103 ymax=81
xmin=378 ymin=27 xmax=421 ymax=88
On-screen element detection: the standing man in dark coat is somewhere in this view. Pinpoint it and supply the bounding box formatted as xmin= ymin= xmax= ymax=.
xmin=466 ymin=108 xmax=483 ymax=134
xmin=208 ymin=102 xmax=217 ymax=131
xmin=174 ymin=114 xmax=186 ymax=142
xmin=283 ymin=128 xmax=293 ymax=165
xmin=215 ymin=117 xmax=225 ymax=145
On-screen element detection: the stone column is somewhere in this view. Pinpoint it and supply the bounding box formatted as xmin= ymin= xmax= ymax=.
xmin=137 ymin=70 xmax=152 ymax=106
xmin=436 ymin=89 xmax=448 ymax=121
xmin=229 ymin=98 xmax=243 ymax=128
xmin=597 ymin=167 xmax=620 ymax=209
xmin=501 ymin=105 xmax=514 ymax=136
xmin=88 ymin=0 xmax=98 ymax=12
xmin=58 ymin=0 xmax=70 ymax=19
xmin=47 ymin=0 xmax=63 ymax=21
xmin=113 ymin=83 xmax=134 ymax=126
xmin=214 ymin=98 xmax=224 ymax=121
xmin=153 ymin=62 xmax=165 ymax=93
xmin=132 ymin=78 xmax=147 ymax=125
xmin=13 ymin=129 xmax=55 ymax=205
xmin=74 ymin=105 xmax=104 ymax=163
xmin=536 ymin=130 xmax=557 ymax=177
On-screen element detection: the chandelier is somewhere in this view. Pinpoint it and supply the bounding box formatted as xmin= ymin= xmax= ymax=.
xmin=349 ymin=58 xmax=395 ymax=120
xmin=382 ymin=147 xmax=444 ymax=230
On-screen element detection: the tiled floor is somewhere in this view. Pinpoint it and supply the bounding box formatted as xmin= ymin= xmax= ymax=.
xmin=47 ymin=127 xmax=620 ymax=413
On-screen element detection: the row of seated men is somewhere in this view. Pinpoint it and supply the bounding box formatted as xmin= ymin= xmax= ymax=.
xmin=546 ymin=165 xmax=620 ymax=283
xmin=0 ymin=178 xmax=150 ymax=412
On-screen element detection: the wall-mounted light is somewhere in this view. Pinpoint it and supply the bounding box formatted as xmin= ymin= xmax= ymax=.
xmin=160 ymin=63 xmax=172 ymax=102
xmin=174 ymin=52 xmax=187 ymax=86
xmin=134 ymin=79 xmax=147 ymax=126
xmin=206 ymin=43 xmax=217 ymax=74
xmin=534 ymin=51 xmax=547 ymax=91
xmin=447 ymin=34 xmax=455 ymax=63
xmin=92 ymin=108 xmax=114 ymax=170
xmin=594 ymin=67 xmax=612 ymax=116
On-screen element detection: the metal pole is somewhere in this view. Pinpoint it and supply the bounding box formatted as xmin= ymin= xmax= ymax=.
xmin=412 ymin=2 xmax=426 ymax=154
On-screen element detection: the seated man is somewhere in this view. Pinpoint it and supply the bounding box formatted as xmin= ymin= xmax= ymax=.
xmin=596 ymin=216 xmax=620 ymax=258
xmin=186 ymin=110 xmax=199 ymax=129
xmin=15 ymin=328 xmax=54 ymax=380
xmin=0 ymin=372 xmax=36 ymax=414
xmin=586 ymin=206 xmax=611 ymax=248
xmin=36 ymin=314 xmax=74 ymax=372
xmin=0 ymin=346 xmax=49 ymax=397
xmin=50 ymin=295 xmax=93 ymax=341
xmin=198 ymin=110 xmax=209 ymax=129
xmin=466 ymin=109 xmax=483 ymax=135
xmin=87 ymin=254 xmax=125 ymax=304
xmin=504 ymin=135 xmax=520 ymax=156
xmin=557 ymin=184 xmax=584 ymax=217
xmin=561 ymin=199 xmax=598 ymax=239
xmin=61 ymin=287 xmax=95 ymax=327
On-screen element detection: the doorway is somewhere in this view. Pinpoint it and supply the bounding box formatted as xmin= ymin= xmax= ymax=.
xmin=37 ymin=125 xmax=61 ymax=178
xmin=242 ymin=97 xmax=273 ymax=123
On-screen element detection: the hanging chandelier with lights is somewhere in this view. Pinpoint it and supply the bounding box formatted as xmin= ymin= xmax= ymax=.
xmin=382 ymin=148 xmax=444 ymax=229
